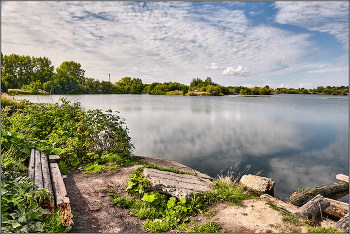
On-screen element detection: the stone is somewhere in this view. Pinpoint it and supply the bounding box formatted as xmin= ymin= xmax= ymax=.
xmin=143 ymin=168 xmax=212 ymax=199
xmin=240 ymin=174 xmax=275 ymax=196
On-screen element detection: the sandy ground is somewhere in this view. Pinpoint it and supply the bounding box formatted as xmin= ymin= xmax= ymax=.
xmin=64 ymin=165 xmax=328 ymax=233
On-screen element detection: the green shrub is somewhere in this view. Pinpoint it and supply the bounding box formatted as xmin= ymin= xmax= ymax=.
xmin=1 ymin=98 xmax=134 ymax=168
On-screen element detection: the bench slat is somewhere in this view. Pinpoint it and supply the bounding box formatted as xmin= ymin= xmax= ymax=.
xmin=34 ymin=149 xmax=43 ymax=189
xmin=28 ymin=149 xmax=35 ymax=183
xmin=41 ymin=152 xmax=54 ymax=199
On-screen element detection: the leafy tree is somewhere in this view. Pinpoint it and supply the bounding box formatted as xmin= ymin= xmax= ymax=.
xmin=190 ymin=78 xmax=204 ymax=87
xmin=56 ymin=61 xmax=85 ymax=85
xmin=130 ymin=78 xmax=143 ymax=94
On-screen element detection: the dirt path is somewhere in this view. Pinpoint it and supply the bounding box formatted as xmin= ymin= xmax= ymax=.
xmin=64 ymin=165 xmax=146 ymax=233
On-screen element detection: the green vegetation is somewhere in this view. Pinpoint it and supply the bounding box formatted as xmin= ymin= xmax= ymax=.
xmin=3 ymin=53 xmax=348 ymax=96
xmin=307 ymin=226 xmax=341 ymax=233
xmin=1 ymin=96 xmax=136 ymax=232
xmin=109 ymin=165 xmax=254 ymax=233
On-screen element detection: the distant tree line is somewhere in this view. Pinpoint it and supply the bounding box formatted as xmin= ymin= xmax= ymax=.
xmin=1 ymin=53 xmax=349 ymax=96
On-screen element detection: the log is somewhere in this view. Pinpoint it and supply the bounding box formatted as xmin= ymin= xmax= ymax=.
xmin=287 ymin=181 xmax=349 ymax=207
xmin=294 ymin=194 xmax=330 ymax=220
xmin=34 ymin=149 xmax=43 ymax=189
xmin=336 ymin=174 xmax=349 ymax=183
xmin=28 ymin=149 xmax=35 ymax=183
xmin=323 ymin=198 xmax=349 ymax=219
xmin=261 ymin=194 xmax=298 ymax=214
xmin=334 ymin=213 xmax=349 ymax=233
xmin=41 ymin=152 xmax=54 ymax=202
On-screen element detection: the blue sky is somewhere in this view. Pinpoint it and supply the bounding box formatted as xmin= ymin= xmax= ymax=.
xmin=1 ymin=1 xmax=349 ymax=88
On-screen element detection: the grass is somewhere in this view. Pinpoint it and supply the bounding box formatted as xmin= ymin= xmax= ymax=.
xmin=185 ymin=221 xmax=221 ymax=233
xmin=307 ymin=226 xmax=341 ymax=233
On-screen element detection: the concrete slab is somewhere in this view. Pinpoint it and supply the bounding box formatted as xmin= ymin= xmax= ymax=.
xmin=143 ymin=168 xmax=212 ymax=199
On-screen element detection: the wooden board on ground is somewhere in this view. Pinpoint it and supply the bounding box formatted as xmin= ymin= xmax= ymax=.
xmin=323 ymin=197 xmax=349 ymax=218
xmin=28 ymin=149 xmax=35 ymax=183
xmin=41 ymin=152 xmax=54 ymax=201
xmin=294 ymin=194 xmax=330 ymax=220
xmin=336 ymin=174 xmax=349 ymax=183
xmin=50 ymin=162 xmax=70 ymax=206
xmin=34 ymin=149 xmax=43 ymax=189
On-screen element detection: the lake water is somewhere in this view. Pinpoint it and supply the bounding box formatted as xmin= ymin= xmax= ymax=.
xmin=16 ymin=94 xmax=349 ymax=202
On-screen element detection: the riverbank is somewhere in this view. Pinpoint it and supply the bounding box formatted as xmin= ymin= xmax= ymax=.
xmin=64 ymin=156 xmax=346 ymax=233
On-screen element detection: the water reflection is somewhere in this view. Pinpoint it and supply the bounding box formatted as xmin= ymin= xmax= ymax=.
xmin=16 ymin=94 xmax=349 ymax=202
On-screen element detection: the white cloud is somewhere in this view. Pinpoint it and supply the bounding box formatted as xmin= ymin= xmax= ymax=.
xmin=222 ymin=65 xmax=254 ymax=76
xmin=306 ymin=66 xmax=348 ymax=74
xmin=274 ymin=2 xmax=349 ymax=49
xmin=206 ymin=63 xmax=222 ymax=70
xmin=1 ymin=1 xmax=347 ymax=86
xmin=249 ymin=10 xmax=264 ymax=16
xmin=298 ymin=83 xmax=312 ymax=88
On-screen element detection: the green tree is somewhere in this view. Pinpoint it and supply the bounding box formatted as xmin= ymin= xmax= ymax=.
xmin=130 ymin=78 xmax=143 ymax=94
xmin=56 ymin=61 xmax=85 ymax=85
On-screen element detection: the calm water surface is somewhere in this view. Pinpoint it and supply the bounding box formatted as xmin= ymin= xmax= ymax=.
xmin=17 ymin=94 xmax=349 ymax=202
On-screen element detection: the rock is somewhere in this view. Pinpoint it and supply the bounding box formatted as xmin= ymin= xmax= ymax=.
xmin=240 ymin=174 xmax=275 ymax=196
xmin=143 ymin=168 xmax=212 ymax=199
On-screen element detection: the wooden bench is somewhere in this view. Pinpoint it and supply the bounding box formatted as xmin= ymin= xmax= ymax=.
xmin=28 ymin=148 xmax=73 ymax=226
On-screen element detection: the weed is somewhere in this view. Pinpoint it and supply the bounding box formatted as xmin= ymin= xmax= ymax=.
xmin=307 ymin=226 xmax=341 ymax=233
xmin=204 ymin=209 xmax=217 ymax=219
xmin=83 ymin=163 xmax=107 ymax=173
xmin=242 ymin=212 xmax=248 ymax=216
xmin=186 ymin=221 xmax=221 ymax=233
xmin=178 ymin=223 xmax=187 ymax=230
xmin=268 ymin=202 xmax=281 ymax=211
xmin=58 ymin=161 xmax=69 ymax=174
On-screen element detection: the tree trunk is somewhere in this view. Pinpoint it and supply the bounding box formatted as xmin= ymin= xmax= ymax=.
xmin=287 ymin=181 xmax=349 ymax=207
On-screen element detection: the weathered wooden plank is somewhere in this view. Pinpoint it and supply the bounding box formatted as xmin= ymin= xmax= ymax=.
xmin=34 ymin=149 xmax=43 ymax=189
xmin=260 ymin=194 xmax=298 ymax=214
xmin=49 ymin=155 xmax=60 ymax=163
xmin=287 ymin=181 xmax=349 ymax=206
xmin=28 ymin=149 xmax=35 ymax=183
xmin=334 ymin=213 xmax=349 ymax=233
xmin=41 ymin=152 xmax=54 ymax=200
xmin=50 ymin=162 xmax=69 ymax=206
xmin=336 ymin=174 xmax=349 ymax=183
xmin=323 ymin=198 xmax=349 ymax=219
xmin=294 ymin=194 xmax=330 ymax=220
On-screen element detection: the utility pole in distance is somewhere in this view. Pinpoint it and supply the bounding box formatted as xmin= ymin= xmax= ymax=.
xmin=109 ymin=73 xmax=110 ymax=82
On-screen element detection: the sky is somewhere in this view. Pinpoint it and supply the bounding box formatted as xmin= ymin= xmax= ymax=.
xmin=1 ymin=1 xmax=349 ymax=88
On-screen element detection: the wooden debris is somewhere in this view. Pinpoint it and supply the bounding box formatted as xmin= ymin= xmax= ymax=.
xmin=287 ymin=181 xmax=349 ymax=207
xmin=49 ymin=155 xmax=60 ymax=163
xmin=323 ymin=198 xmax=349 ymax=219
xmin=34 ymin=149 xmax=43 ymax=189
xmin=260 ymin=194 xmax=298 ymax=214
xmin=50 ymin=162 xmax=70 ymax=206
xmin=28 ymin=149 xmax=35 ymax=183
xmin=334 ymin=213 xmax=349 ymax=233
xmin=58 ymin=203 xmax=74 ymax=226
xmin=336 ymin=174 xmax=349 ymax=183
xmin=294 ymin=194 xmax=330 ymax=220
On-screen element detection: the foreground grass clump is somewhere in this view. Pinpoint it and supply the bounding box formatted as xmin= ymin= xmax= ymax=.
xmin=110 ymin=165 xmax=253 ymax=233
xmin=307 ymin=226 xmax=341 ymax=233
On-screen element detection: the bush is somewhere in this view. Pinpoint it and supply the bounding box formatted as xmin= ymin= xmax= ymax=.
xmin=1 ymin=98 xmax=134 ymax=168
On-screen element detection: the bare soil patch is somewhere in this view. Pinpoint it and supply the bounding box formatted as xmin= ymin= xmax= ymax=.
xmin=64 ymin=165 xmax=146 ymax=233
